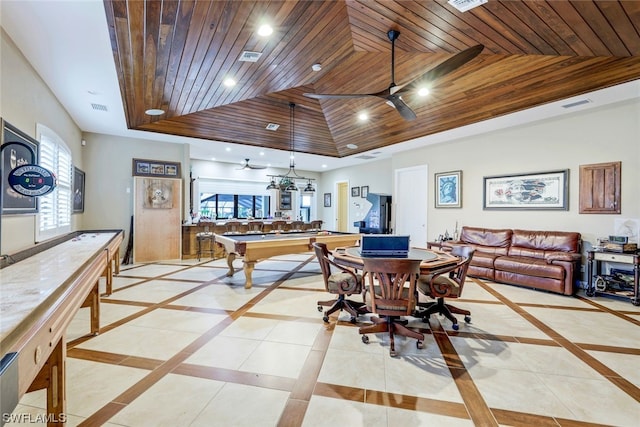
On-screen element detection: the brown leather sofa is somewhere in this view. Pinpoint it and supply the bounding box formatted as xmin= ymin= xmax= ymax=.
xmin=443 ymin=226 xmax=582 ymax=295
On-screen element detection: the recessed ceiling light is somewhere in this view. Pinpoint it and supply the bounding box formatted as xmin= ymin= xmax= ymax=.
xmin=346 ymin=143 xmax=358 ymax=149
xmin=211 ymin=157 xmax=216 ymax=161
xmin=145 ymin=108 xmax=165 ymax=116
xmin=257 ymin=24 xmax=273 ymax=37
xmin=223 ymin=78 xmax=236 ymax=87
xmin=311 ymin=63 xmax=322 ymax=72
xmin=321 ymin=164 xmax=327 ymax=168
xmin=259 ymin=151 xmax=265 ymax=156
xmin=358 ymin=112 xmax=368 ymax=121
xmin=266 ymin=123 xmax=280 ymax=131
xmin=418 ymin=87 xmax=430 ymax=96
xmin=225 ymin=147 xmax=231 ymax=152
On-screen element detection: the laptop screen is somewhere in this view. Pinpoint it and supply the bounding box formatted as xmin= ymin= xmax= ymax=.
xmin=360 ymin=235 xmax=410 ymax=257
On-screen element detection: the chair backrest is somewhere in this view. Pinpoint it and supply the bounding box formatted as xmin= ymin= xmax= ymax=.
xmin=290 ymin=220 xmax=304 ymax=231
xmin=247 ymin=221 xmax=263 ymax=233
xmin=225 ymin=221 xmax=243 ymax=233
xmin=313 ymin=242 xmax=332 ymax=287
xmin=363 ymin=258 xmax=421 ymax=317
xmin=440 ymin=245 xmax=475 ymax=296
xmin=271 ymin=220 xmax=287 ymax=231
xmin=309 ymin=220 xmax=323 ymax=231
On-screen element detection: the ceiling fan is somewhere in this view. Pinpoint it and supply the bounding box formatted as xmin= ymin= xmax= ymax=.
xmin=304 ymin=30 xmax=484 ymax=121
xmin=237 ymin=158 xmax=266 ymax=170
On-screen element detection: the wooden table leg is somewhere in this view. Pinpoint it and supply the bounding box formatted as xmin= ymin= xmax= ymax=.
xmin=27 ymin=338 xmax=66 ymax=426
xmin=243 ymin=261 xmax=255 ymax=289
xmin=226 ymin=253 xmax=237 ymax=276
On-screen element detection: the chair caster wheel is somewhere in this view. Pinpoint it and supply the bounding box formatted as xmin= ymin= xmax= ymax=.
xmin=390 ymin=349 xmax=398 ymax=357
xmin=452 ymin=322 xmax=459 ymax=331
xmin=350 ymin=316 xmax=357 ymax=324
xmin=317 ymin=306 xmax=323 ymax=312
xmin=417 ymin=340 xmax=423 ymax=349
xmin=362 ymin=335 xmax=369 ymax=344
xmin=322 ymin=315 xmax=329 ymax=323
xmin=464 ymin=315 xmax=471 ymax=324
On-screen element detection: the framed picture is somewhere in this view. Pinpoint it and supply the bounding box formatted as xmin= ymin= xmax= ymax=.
xmin=132 ymin=158 xmax=181 ymax=177
xmin=351 ymin=186 xmax=360 ymax=197
xmin=324 ymin=193 xmax=331 ymax=207
xmin=360 ymin=186 xmax=369 ymax=198
xmin=483 ymin=169 xmax=569 ymax=210
xmin=435 ymin=170 xmax=462 ymax=208
xmin=73 ymin=166 xmax=85 ymax=213
xmin=1 ymin=119 xmax=39 ymax=214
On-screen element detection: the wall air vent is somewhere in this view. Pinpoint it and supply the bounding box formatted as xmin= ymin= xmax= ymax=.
xmin=448 ymin=0 xmax=487 ymax=12
xmin=561 ymin=99 xmax=592 ymax=109
xmin=239 ymin=51 xmax=262 ymax=62
xmin=91 ymin=103 xmax=108 ymax=112
xmin=266 ymin=123 xmax=280 ymax=131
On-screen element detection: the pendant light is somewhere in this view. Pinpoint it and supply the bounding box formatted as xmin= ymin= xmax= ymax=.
xmin=266 ymin=103 xmax=315 ymax=192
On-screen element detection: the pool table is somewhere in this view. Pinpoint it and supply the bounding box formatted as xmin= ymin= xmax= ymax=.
xmin=214 ymin=231 xmax=361 ymax=288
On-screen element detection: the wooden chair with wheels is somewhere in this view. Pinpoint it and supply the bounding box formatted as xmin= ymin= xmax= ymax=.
xmin=360 ymin=257 xmax=423 ymax=357
xmin=415 ymin=245 xmax=475 ymax=330
xmin=312 ymin=242 xmax=366 ymax=324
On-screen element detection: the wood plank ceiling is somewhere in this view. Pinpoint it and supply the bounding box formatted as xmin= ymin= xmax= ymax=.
xmin=104 ymin=0 xmax=640 ymax=158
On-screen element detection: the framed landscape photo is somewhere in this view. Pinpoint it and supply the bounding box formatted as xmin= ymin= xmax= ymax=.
xmin=435 ymin=170 xmax=462 ymax=208
xmin=73 ymin=166 xmax=85 ymax=213
xmin=483 ymin=169 xmax=569 ymax=210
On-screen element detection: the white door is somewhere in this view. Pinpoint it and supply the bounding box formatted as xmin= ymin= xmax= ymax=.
xmin=394 ymin=165 xmax=428 ymax=246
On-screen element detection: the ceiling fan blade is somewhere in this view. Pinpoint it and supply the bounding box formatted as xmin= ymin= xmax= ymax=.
xmin=237 ymin=159 xmax=266 ymax=170
xmin=385 ymin=94 xmax=417 ymax=121
xmin=303 ymin=93 xmax=371 ymax=100
xmin=396 ymin=44 xmax=484 ymax=94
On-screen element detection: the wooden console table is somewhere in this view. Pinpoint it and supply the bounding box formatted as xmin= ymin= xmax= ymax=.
xmin=586 ymin=250 xmax=639 ymax=306
xmin=0 ymin=230 xmax=123 ymax=425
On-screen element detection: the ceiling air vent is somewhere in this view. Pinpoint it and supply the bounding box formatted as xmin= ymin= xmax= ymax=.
xmin=562 ymin=99 xmax=592 ymax=109
xmin=448 ymin=0 xmax=487 ymax=12
xmin=265 ymin=123 xmax=280 ymax=131
xmin=239 ymin=51 xmax=262 ymax=62
xmin=91 ymin=103 xmax=108 ymax=112
xmin=354 ymin=155 xmax=376 ymax=160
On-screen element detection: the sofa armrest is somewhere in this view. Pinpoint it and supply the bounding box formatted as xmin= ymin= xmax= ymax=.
xmin=545 ymin=252 xmax=581 ymax=264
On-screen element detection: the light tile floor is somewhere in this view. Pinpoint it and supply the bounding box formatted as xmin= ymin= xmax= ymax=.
xmin=7 ymin=254 xmax=640 ymax=426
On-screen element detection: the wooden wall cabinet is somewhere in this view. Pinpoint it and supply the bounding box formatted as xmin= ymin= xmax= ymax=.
xmin=579 ymin=161 xmax=621 ymax=214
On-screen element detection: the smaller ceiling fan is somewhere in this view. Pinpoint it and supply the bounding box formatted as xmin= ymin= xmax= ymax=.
xmin=237 ymin=158 xmax=266 ymax=170
xmin=304 ymin=30 xmax=484 ymax=121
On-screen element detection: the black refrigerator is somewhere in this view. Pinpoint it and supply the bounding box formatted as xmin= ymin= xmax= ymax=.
xmin=354 ymin=193 xmax=392 ymax=234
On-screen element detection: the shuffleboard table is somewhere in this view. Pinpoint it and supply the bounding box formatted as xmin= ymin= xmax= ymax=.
xmin=214 ymin=231 xmax=361 ymax=288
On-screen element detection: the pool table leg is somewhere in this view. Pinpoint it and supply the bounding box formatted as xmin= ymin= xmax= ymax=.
xmin=226 ymin=253 xmax=237 ymax=277
xmin=243 ymin=261 xmax=255 ymax=289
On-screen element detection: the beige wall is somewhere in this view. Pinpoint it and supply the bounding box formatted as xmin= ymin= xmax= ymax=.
xmin=391 ymin=99 xmax=640 ymax=247
xmin=1 ymin=29 xmax=83 ymax=253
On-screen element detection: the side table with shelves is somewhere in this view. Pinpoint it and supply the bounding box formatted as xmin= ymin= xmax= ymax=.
xmin=586 ymin=250 xmax=639 ymax=306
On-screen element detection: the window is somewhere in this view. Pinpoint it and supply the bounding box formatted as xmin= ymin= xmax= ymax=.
xmin=199 ymin=193 xmax=270 ymax=219
xmin=36 ymin=124 xmax=72 ymax=241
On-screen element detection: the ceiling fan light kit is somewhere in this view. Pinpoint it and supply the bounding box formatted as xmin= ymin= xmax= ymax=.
xmin=304 ymin=29 xmax=484 ymax=122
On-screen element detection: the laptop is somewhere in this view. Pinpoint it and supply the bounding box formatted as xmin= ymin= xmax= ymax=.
xmin=359 ymin=235 xmax=410 ymax=258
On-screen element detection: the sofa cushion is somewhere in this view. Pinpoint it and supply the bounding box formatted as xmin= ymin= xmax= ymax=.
xmin=510 ymin=229 xmax=581 ymax=253
xmin=460 ymin=227 xmax=512 ymax=256
xmin=494 ymin=256 xmax=565 ymax=280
